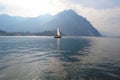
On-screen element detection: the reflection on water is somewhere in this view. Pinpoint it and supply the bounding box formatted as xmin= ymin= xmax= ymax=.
xmin=0 ymin=36 xmax=120 ymax=80
xmin=56 ymin=38 xmax=60 ymax=50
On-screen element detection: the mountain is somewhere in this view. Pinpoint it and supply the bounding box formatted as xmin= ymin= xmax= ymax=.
xmin=0 ymin=30 xmax=7 ymax=36
xmin=43 ymin=10 xmax=101 ymax=36
xmin=0 ymin=14 xmax=29 ymax=31
xmin=0 ymin=9 xmax=101 ymax=36
xmin=0 ymin=29 xmax=65 ymax=36
xmin=7 ymin=14 xmax=54 ymax=32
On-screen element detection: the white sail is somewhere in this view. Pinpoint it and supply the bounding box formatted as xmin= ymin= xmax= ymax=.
xmin=54 ymin=27 xmax=61 ymax=38
xmin=57 ymin=28 xmax=60 ymax=36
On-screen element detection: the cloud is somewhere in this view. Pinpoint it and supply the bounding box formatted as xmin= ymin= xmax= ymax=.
xmin=0 ymin=0 xmax=65 ymax=17
xmin=0 ymin=5 xmax=5 ymax=10
xmin=65 ymin=0 xmax=120 ymax=9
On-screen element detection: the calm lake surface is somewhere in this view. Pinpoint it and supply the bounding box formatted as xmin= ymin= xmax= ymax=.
xmin=0 ymin=36 xmax=120 ymax=80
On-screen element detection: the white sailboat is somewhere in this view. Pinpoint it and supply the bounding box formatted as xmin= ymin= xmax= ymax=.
xmin=54 ymin=28 xmax=61 ymax=38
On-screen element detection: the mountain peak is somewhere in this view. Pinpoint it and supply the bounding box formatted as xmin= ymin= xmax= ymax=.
xmin=65 ymin=9 xmax=76 ymax=13
xmin=0 ymin=14 xmax=11 ymax=18
xmin=57 ymin=9 xmax=78 ymax=16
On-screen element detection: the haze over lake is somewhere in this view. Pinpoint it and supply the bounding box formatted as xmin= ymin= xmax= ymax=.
xmin=0 ymin=36 xmax=120 ymax=80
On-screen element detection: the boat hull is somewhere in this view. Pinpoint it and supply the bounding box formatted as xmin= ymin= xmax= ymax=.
xmin=54 ymin=36 xmax=61 ymax=38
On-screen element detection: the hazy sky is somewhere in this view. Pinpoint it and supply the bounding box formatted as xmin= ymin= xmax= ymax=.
xmin=0 ymin=0 xmax=120 ymax=36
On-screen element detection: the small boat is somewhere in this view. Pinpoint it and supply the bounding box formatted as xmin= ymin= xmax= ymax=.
xmin=54 ymin=28 xmax=61 ymax=38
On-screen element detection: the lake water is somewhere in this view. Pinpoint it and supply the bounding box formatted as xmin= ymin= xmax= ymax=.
xmin=0 ymin=36 xmax=120 ymax=80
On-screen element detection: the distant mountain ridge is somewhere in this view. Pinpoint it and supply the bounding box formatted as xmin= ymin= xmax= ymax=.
xmin=0 ymin=9 xmax=101 ymax=36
